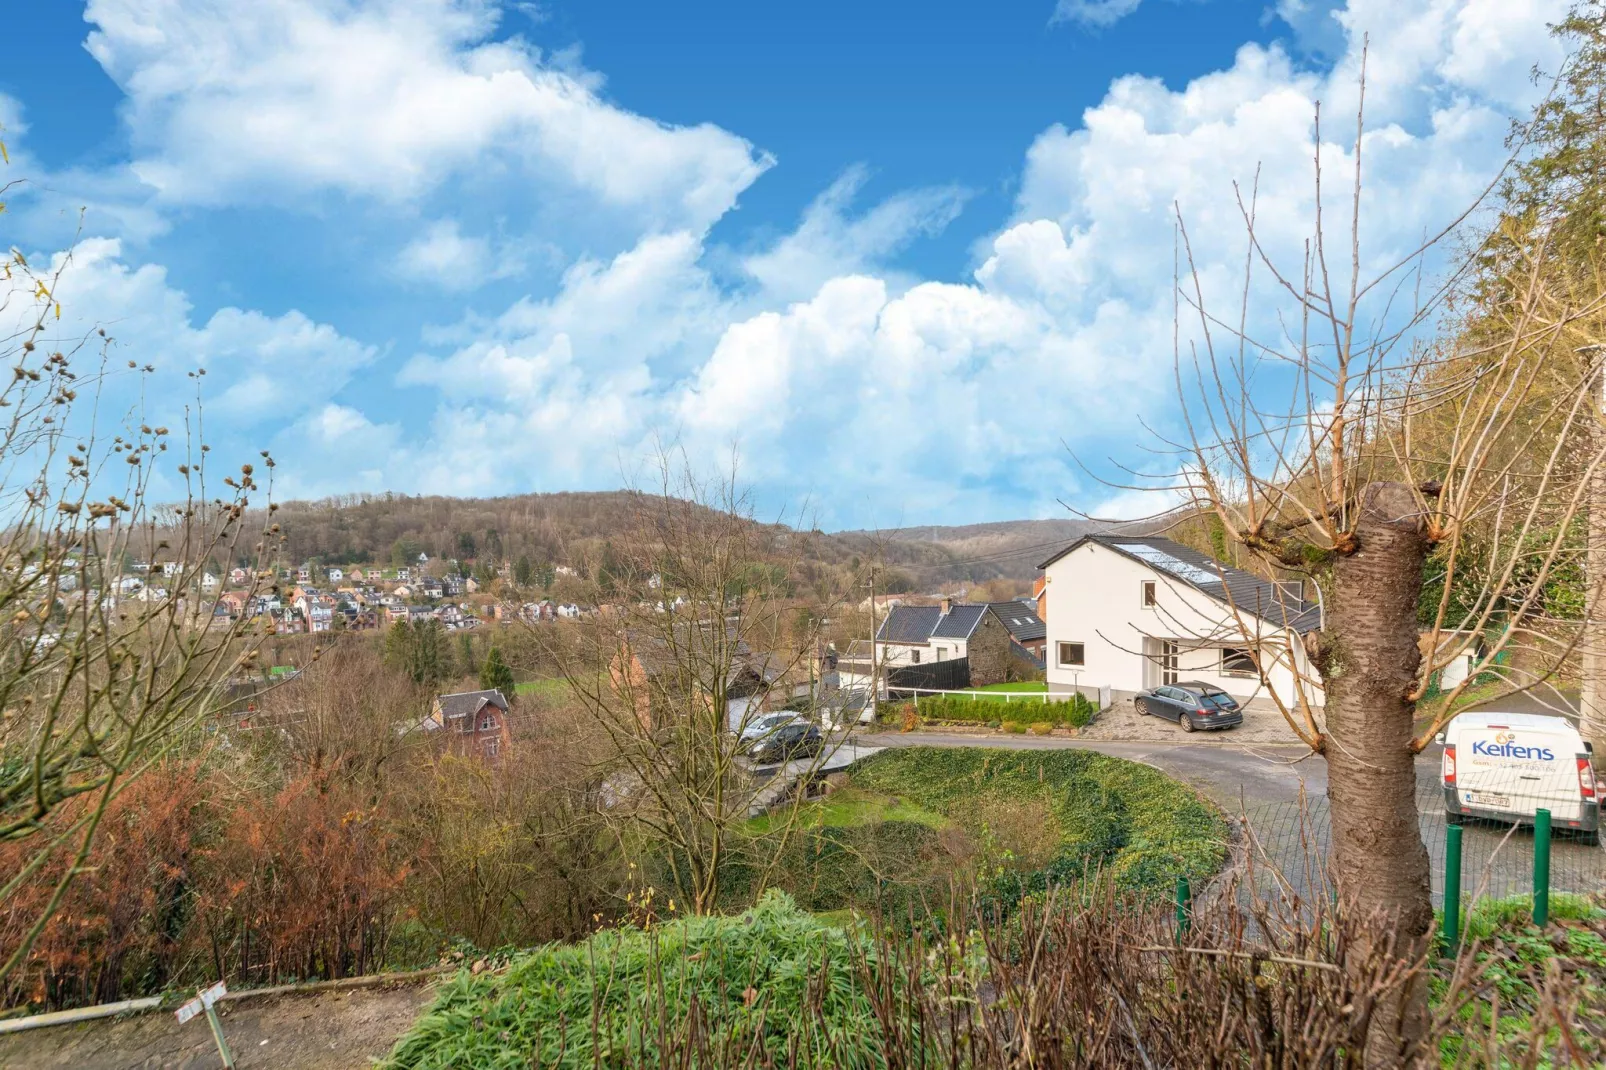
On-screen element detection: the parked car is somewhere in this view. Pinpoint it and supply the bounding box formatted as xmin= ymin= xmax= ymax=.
xmin=750 ymin=722 xmax=823 ymax=765
xmin=737 ymin=712 xmax=801 ymax=749
xmin=1439 ymin=711 xmax=1598 ymax=844
xmin=1134 ymin=681 xmax=1243 ymax=732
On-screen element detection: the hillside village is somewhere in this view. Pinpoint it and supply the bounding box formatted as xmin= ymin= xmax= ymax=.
xmin=9 ymin=1 xmax=1606 ymax=1066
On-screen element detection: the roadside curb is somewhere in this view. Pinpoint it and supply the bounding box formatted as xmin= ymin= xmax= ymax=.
xmin=0 ymin=967 xmax=453 ymax=1036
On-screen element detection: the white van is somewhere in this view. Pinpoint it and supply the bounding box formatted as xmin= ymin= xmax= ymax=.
xmin=1440 ymin=712 xmax=1598 ymax=844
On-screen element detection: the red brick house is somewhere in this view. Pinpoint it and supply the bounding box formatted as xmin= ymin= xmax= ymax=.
xmin=426 ymin=688 xmax=513 ymax=760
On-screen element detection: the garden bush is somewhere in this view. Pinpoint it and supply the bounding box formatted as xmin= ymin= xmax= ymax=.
xmin=385 ymin=879 xmax=1601 ymax=1069
xmin=1029 ymin=722 xmax=1054 ymax=735
xmin=1002 ymin=720 xmax=1026 ymax=734
xmin=385 ymin=891 xmax=892 ymax=1069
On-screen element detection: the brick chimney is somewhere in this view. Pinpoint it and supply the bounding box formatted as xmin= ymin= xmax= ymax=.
xmin=1032 ymin=574 xmax=1047 ymax=624
xmin=940 ymin=596 xmax=952 ymax=616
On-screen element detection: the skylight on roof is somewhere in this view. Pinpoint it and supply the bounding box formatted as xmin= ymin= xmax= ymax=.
xmin=1116 ymin=543 xmax=1222 ymax=584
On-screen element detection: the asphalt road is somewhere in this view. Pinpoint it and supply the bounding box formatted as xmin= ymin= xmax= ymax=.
xmin=851 ymin=728 xmax=1606 ymax=906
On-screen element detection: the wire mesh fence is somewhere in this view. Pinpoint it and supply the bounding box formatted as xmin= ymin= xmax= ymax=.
xmin=1238 ymin=773 xmax=1604 ymax=909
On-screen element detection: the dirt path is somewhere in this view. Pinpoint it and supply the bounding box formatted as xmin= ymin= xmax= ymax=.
xmin=0 ymin=979 xmax=436 ymax=1070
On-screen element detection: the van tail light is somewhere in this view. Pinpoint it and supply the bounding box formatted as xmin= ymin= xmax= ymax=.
xmin=1579 ymin=757 xmax=1597 ymax=802
xmin=1442 ymin=745 xmax=1456 ymax=787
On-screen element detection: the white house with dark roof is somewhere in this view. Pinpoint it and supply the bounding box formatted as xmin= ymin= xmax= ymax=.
xmin=1037 ymin=535 xmax=1323 ymax=708
xmin=876 ymin=599 xmax=980 ymax=667
xmin=871 ymin=598 xmax=1042 ymax=686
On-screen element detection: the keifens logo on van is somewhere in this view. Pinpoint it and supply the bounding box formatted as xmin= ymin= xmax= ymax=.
xmin=1471 ymin=731 xmax=1555 ymax=761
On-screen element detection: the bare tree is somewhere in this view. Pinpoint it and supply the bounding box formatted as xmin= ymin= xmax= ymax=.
xmin=1117 ymin=53 xmax=1606 ymax=1055
xmin=0 ymin=187 xmax=277 ymax=981
xmin=545 ymin=456 xmax=850 ymax=916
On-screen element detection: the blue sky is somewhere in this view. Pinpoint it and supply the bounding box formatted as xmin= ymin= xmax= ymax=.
xmin=0 ymin=0 xmax=1567 ymax=529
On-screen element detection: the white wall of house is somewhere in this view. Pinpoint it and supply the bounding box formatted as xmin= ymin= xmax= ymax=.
xmin=874 ymin=641 xmax=926 ymax=667
xmin=874 ymin=638 xmax=967 ymax=666
xmin=1041 ymin=541 xmax=1322 ymax=707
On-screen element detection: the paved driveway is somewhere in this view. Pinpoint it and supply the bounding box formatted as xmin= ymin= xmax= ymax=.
xmin=853 ymin=729 xmax=1606 ymax=905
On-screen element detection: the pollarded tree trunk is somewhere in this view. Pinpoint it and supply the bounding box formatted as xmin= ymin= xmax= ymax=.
xmin=1581 ymin=372 xmax=1606 ymax=768
xmin=1323 ymin=482 xmax=1434 ymax=1061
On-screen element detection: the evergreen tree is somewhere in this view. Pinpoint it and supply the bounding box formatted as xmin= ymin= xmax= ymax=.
xmin=480 ymin=646 xmax=515 ymax=696
xmin=1502 ymin=4 xmax=1606 ymax=253
xmin=514 ymin=555 xmax=534 ymax=587
xmin=384 ymin=618 xmax=453 ymax=686
xmin=413 ymin=620 xmax=452 ymax=687
xmin=457 ymin=631 xmax=475 ymax=676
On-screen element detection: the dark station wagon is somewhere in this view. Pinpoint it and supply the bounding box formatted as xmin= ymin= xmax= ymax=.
xmin=1134 ymin=681 xmax=1244 ymax=732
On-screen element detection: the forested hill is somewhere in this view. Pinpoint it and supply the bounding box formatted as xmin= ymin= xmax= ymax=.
xmin=255 ymin=492 xmax=1121 ymax=588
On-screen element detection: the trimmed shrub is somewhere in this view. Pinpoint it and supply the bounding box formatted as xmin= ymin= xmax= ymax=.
xmin=912 ymin=691 xmax=1098 ymax=728
xmin=1003 ymin=721 xmax=1027 ymax=734
xmin=1029 ymin=722 xmax=1053 ymax=735
xmin=987 ymin=720 xmax=1001 ymax=729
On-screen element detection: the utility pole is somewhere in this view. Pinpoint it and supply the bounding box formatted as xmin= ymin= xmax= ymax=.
xmin=1583 ymin=344 xmax=1606 ymax=768
xmin=861 ymin=564 xmax=878 ymax=722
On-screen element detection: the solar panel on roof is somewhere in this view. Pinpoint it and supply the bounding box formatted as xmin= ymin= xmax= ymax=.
xmin=1116 ymin=543 xmax=1222 ymax=584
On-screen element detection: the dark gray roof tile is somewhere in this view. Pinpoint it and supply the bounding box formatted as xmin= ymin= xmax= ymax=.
xmin=987 ymin=600 xmax=1046 ymax=642
xmin=930 ymin=603 xmax=988 ymax=639
xmin=877 ymin=605 xmax=942 ymax=643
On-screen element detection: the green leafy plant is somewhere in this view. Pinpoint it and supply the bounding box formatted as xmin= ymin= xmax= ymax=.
xmin=384 ymin=891 xmax=892 ymax=1069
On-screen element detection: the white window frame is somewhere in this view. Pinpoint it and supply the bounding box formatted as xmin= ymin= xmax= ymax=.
xmin=483 ymin=736 xmax=500 ymax=757
xmin=479 ymin=714 xmax=498 ymax=731
xmin=1057 ymin=641 xmax=1085 ymax=668
xmin=911 ymin=649 xmax=922 ymax=664
xmin=1220 ymin=647 xmax=1259 ymax=678
xmin=1141 ymin=580 xmax=1157 ymax=608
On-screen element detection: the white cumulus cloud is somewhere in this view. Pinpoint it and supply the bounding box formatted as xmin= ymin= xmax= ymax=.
xmin=84 ymin=0 xmax=772 ymax=231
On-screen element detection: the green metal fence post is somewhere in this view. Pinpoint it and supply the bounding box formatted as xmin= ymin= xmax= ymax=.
xmin=1441 ymin=823 xmax=1462 ymax=956
xmin=1533 ymin=808 xmax=1551 ymax=927
xmin=1175 ymin=876 xmax=1191 ymax=939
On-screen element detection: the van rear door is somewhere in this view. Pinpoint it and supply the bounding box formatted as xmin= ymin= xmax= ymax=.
xmin=1457 ymin=723 xmax=1584 ymax=823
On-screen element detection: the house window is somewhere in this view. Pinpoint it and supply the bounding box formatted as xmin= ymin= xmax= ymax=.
xmin=911 ymin=649 xmax=922 ymax=664
xmin=936 ymin=646 xmax=946 ymax=661
xmin=1057 ymin=642 xmax=1085 ymax=667
xmin=1221 ymin=647 xmax=1259 ymax=677
xmin=483 ymin=736 xmax=500 ymax=757
xmin=1141 ymin=581 xmax=1157 ymax=608
xmin=479 ymin=715 xmax=498 ymax=731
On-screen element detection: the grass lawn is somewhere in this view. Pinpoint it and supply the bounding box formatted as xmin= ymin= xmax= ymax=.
xmin=928 ymin=680 xmax=1054 ymax=705
xmin=746 ymin=786 xmax=950 ymax=835
xmin=849 ymin=746 xmax=1227 ymax=894
xmin=513 ymin=678 xmax=569 ymax=699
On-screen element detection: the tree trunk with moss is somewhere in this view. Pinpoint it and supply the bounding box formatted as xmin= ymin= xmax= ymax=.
xmin=1321 ymin=483 xmax=1434 ymax=1058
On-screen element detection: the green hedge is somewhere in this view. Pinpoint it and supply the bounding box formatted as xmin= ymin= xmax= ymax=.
xmin=908 ymin=691 xmax=1097 ymax=727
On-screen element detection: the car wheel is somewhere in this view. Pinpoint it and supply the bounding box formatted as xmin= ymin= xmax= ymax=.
xmin=1179 ymin=713 xmax=1195 ymax=733
xmin=1136 ymin=698 xmax=1150 ymax=716
xmin=1582 ymin=830 xmax=1601 ymax=848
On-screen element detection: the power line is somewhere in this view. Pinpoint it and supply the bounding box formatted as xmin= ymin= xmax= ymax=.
xmin=892 ymin=537 xmax=1075 ymax=571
